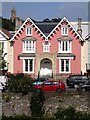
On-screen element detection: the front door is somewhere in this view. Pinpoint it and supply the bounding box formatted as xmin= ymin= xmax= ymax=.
xmin=40 ymin=58 xmax=52 ymax=77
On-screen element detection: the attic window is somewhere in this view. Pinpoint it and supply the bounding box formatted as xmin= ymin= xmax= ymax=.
xmin=26 ymin=27 xmax=32 ymax=36
xmin=61 ymin=26 xmax=68 ymax=36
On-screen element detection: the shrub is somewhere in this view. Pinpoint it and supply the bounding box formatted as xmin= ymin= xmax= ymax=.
xmin=6 ymin=73 xmax=33 ymax=94
xmin=54 ymin=106 xmax=90 ymax=120
xmin=30 ymin=90 xmax=45 ymax=117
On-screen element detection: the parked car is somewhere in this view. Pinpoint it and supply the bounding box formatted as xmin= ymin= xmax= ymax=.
xmin=81 ymin=80 xmax=90 ymax=91
xmin=66 ymin=75 xmax=89 ymax=88
xmin=33 ymin=79 xmax=66 ymax=92
xmin=32 ymin=78 xmax=46 ymax=85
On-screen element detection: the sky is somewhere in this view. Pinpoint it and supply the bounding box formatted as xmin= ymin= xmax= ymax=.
xmin=1 ymin=2 xmax=89 ymax=22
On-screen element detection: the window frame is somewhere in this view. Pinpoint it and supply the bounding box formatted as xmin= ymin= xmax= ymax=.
xmin=26 ymin=27 xmax=32 ymax=36
xmin=23 ymin=58 xmax=34 ymax=73
xmin=43 ymin=43 xmax=50 ymax=52
xmin=23 ymin=40 xmax=35 ymax=53
xmin=59 ymin=58 xmax=70 ymax=73
xmin=59 ymin=41 xmax=72 ymax=53
xmin=61 ymin=26 xmax=68 ymax=36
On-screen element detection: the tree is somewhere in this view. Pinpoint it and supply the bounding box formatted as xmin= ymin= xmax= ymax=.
xmin=30 ymin=90 xmax=45 ymax=117
xmin=0 ymin=48 xmax=7 ymax=70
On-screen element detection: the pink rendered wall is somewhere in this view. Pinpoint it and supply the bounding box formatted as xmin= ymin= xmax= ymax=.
xmin=13 ymin=22 xmax=43 ymax=74
xmin=54 ymin=24 xmax=81 ymax=75
xmin=13 ymin=20 xmax=81 ymax=75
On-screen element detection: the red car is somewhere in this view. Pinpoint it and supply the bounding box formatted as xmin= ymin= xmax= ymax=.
xmin=33 ymin=80 xmax=66 ymax=92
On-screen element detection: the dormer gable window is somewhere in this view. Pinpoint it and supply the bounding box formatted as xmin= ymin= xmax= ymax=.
xmin=61 ymin=26 xmax=68 ymax=36
xmin=26 ymin=27 xmax=32 ymax=36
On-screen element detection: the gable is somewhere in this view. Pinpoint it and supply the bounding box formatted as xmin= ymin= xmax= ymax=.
xmin=10 ymin=17 xmax=84 ymax=42
xmin=0 ymin=32 xmax=8 ymax=41
xmin=47 ymin=17 xmax=84 ymax=41
xmin=10 ymin=17 xmax=47 ymax=41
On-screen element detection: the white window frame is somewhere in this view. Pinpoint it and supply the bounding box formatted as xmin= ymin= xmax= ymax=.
xmin=43 ymin=43 xmax=50 ymax=52
xmin=61 ymin=26 xmax=68 ymax=36
xmin=59 ymin=41 xmax=72 ymax=53
xmin=23 ymin=58 xmax=34 ymax=73
xmin=23 ymin=40 xmax=35 ymax=53
xmin=26 ymin=27 xmax=32 ymax=36
xmin=59 ymin=58 xmax=71 ymax=73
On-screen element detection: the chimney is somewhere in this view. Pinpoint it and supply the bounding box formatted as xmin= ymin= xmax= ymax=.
xmin=15 ymin=17 xmax=19 ymax=32
xmin=77 ymin=18 xmax=82 ymax=36
xmin=15 ymin=17 xmax=22 ymax=32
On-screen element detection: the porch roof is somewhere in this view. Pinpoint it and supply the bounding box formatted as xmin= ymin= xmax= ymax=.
xmin=22 ymin=36 xmax=37 ymax=41
xmin=57 ymin=36 xmax=73 ymax=41
xmin=57 ymin=53 xmax=76 ymax=57
xmin=18 ymin=53 xmax=35 ymax=57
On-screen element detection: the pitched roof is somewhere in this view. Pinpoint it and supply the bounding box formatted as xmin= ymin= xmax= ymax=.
xmin=10 ymin=17 xmax=84 ymax=41
xmin=85 ymin=33 xmax=90 ymax=40
xmin=35 ymin=22 xmax=59 ymax=36
xmin=10 ymin=17 xmax=47 ymax=41
xmin=0 ymin=28 xmax=12 ymax=39
xmin=47 ymin=17 xmax=84 ymax=41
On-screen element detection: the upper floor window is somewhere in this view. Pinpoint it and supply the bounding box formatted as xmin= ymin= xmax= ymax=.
xmin=61 ymin=26 xmax=68 ymax=36
xmin=23 ymin=40 xmax=35 ymax=53
xmin=26 ymin=27 xmax=32 ymax=36
xmin=59 ymin=41 xmax=71 ymax=53
xmin=43 ymin=43 xmax=50 ymax=52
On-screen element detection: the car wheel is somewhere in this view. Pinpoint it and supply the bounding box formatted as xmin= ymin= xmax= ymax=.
xmin=56 ymin=88 xmax=62 ymax=93
xmin=82 ymin=88 xmax=86 ymax=92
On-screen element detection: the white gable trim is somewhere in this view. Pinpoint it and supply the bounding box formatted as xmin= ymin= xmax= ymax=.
xmin=0 ymin=30 xmax=9 ymax=39
xmin=47 ymin=17 xmax=84 ymax=41
xmin=10 ymin=17 xmax=47 ymax=41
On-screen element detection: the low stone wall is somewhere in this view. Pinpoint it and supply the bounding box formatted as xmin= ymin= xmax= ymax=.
xmin=2 ymin=92 xmax=90 ymax=116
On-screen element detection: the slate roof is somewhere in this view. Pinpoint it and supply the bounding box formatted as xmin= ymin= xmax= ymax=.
xmin=35 ymin=21 xmax=59 ymax=36
xmin=0 ymin=28 xmax=12 ymax=38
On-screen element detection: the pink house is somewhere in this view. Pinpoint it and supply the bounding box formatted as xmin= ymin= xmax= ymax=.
xmin=10 ymin=17 xmax=84 ymax=77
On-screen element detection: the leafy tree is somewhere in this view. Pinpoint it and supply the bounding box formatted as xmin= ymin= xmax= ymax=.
xmin=30 ymin=90 xmax=45 ymax=117
xmin=0 ymin=47 xmax=7 ymax=70
xmin=0 ymin=17 xmax=15 ymax=31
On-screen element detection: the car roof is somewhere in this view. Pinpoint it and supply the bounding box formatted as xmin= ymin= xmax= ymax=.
xmin=46 ymin=80 xmax=60 ymax=82
xmin=69 ymin=75 xmax=88 ymax=77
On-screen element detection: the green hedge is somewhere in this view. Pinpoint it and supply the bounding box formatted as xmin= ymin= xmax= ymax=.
xmin=2 ymin=115 xmax=55 ymax=120
xmin=6 ymin=73 xmax=33 ymax=94
xmin=2 ymin=107 xmax=90 ymax=120
xmin=54 ymin=106 xmax=90 ymax=120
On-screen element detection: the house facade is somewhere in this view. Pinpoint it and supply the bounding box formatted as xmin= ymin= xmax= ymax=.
xmin=85 ymin=33 xmax=90 ymax=76
xmin=0 ymin=29 xmax=11 ymax=72
xmin=9 ymin=17 xmax=84 ymax=77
